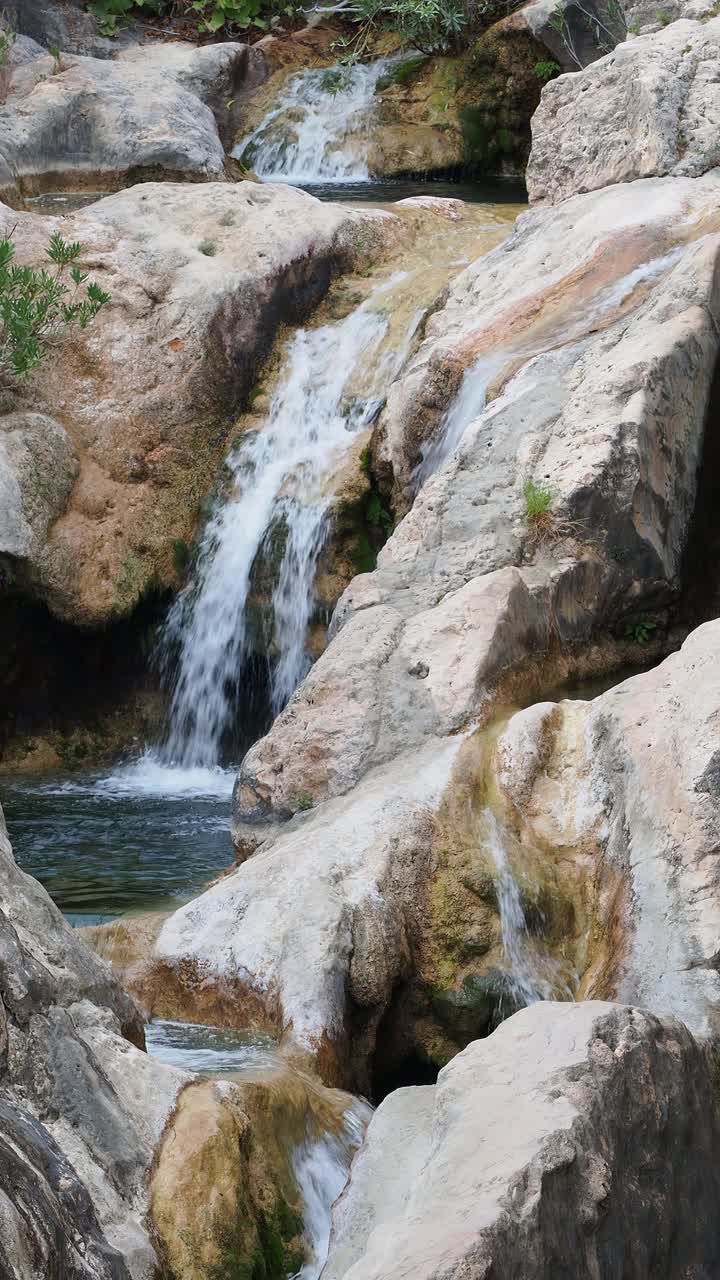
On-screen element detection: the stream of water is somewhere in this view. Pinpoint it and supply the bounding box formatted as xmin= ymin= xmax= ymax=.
xmin=235 ymin=56 xmax=400 ymax=184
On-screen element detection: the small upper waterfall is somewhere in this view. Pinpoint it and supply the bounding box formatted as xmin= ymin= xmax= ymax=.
xmin=158 ymin=273 xmax=411 ymax=770
xmin=234 ymin=57 xmax=398 ymax=184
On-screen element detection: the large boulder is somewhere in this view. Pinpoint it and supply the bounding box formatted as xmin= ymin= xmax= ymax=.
xmin=488 ymin=619 xmax=720 ymax=1038
xmin=0 ymin=182 xmax=399 ymax=624
xmin=323 ymin=1002 xmax=720 ymax=1280
xmin=0 ymin=38 xmax=265 ymax=202
xmin=527 ymin=17 xmax=720 ymax=204
xmin=0 ymin=802 xmax=353 ymax=1277
xmin=236 ymin=170 xmax=720 ymax=827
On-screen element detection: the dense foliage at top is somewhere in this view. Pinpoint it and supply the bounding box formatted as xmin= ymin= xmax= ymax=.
xmin=85 ymin=0 xmax=516 ymax=53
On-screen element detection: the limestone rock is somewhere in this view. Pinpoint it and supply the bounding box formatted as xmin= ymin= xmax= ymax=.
xmin=527 ymin=17 xmax=720 ymax=205
xmin=323 ymin=1001 xmax=720 ymax=1280
xmin=236 ymin=172 xmax=720 ymax=824
xmin=509 ymin=0 xmax=627 ymax=69
xmin=492 ymin=619 xmax=720 ymax=1038
xmin=5 ymin=0 xmax=119 ymax=59
xmin=0 ymin=182 xmax=397 ymax=623
xmin=0 ymin=39 xmax=264 ymax=201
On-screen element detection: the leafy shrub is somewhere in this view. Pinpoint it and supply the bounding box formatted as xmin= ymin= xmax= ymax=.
xmin=295 ymin=791 xmax=314 ymax=811
xmin=0 ymin=15 xmax=15 ymax=69
xmin=87 ymin=0 xmax=297 ymax=37
xmin=0 ymin=232 xmax=110 ymax=381
xmin=624 ymin=619 xmax=657 ymax=645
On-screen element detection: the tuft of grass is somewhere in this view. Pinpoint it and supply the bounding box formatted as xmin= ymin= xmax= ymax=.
xmin=523 ymin=479 xmax=554 ymax=520
xmin=656 ymin=8 xmax=673 ymax=23
xmin=198 ymin=239 xmax=218 ymax=257
xmin=295 ymin=791 xmax=314 ymax=812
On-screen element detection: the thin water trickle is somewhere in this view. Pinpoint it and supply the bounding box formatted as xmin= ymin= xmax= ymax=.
xmin=483 ymin=808 xmax=546 ymax=1008
xmin=415 ymin=352 xmax=508 ymax=486
xmin=234 ymin=57 xmax=400 ymax=184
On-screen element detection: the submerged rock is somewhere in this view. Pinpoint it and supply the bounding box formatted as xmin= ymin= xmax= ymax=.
xmin=323 ymin=1002 xmax=720 ymax=1279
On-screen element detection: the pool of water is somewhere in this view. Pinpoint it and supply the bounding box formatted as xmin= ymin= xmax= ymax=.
xmin=297 ymin=177 xmax=527 ymax=205
xmin=146 ymin=1018 xmax=278 ymax=1075
xmin=1 ymin=766 xmax=235 ymax=927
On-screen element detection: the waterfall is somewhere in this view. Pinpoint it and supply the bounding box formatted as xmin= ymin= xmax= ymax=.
xmin=415 ymin=353 xmax=507 ymax=486
xmin=233 ymin=57 xmax=399 ymax=184
xmin=291 ymin=1098 xmax=371 ymax=1280
xmin=158 ymin=274 xmax=409 ymax=770
xmin=483 ymin=809 xmax=551 ymax=1008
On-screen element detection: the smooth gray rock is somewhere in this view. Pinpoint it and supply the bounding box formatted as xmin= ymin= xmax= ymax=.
xmin=0 ymin=40 xmax=264 ymax=199
xmin=528 ymin=17 xmax=720 ymax=204
xmin=324 ymin=1002 xmax=720 ymax=1280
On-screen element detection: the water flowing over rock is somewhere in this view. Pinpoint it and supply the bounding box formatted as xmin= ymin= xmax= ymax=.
xmin=159 ymin=275 xmax=402 ymax=768
xmin=236 ymin=57 xmax=400 ymax=183
xmin=116 ymin=11 xmax=720 ymax=1096
xmin=323 ymin=1002 xmax=720 ymax=1280
xmin=0 ymin=181 xmax=400 ymax=625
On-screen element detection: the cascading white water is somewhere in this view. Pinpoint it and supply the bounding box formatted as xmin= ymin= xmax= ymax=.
xmin=233 ymin=57 xmax=399 ymax=184
xmin=291 ymin=1099 xmax=371 ymax=1280
xmin=158 ymin=274 xmax=408 ymax=769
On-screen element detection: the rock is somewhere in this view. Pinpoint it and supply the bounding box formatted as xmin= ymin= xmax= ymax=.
xmin=0 ymin=182 xmax=399 ymax=624
xmin=236 ymin=171 xmax=720 ymax=823
xmin=323 ymin=1001 xmax=720 ymax=1280
xmin=527 ymin=17 xmax=720 ymax=205
xmin=0 ymin=413 xmax=78 ymax=567
xmin=119 ymin=168 xmax=720 ymax=1082
xmin=5 ymin=0 xmax=120 ymax=59
xmin=491 ymin=619 xmax=720 ymax=1038
xmin=508 ymin=0 xmax=626 ymax=70
xmin=0 ymin=39 xmax=265 ymax=201
xmin=623 ymin=0 xmax=717 ymax=37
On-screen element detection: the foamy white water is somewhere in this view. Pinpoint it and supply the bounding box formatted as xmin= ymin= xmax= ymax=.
xmin=159 ymin=275 xmax=413 ymax=768
xmin=291 ymin=1099 xmax=371 ymax=1280
xmin=234 ymin=57 xmax=399 ymax=183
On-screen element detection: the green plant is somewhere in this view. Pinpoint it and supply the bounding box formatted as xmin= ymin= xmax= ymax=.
xmin=627 ymin=17 xmax=640 ymax=31
xmin=625 ymin=619 xmax=657 ymax=645
xmin=295 ymin=791 xmax=314 ymax=811
xmin=49 ymin=43 xmax=62 ymax=73
xmin=533 ymin=58 xmax=561 ymax=80
xmin=198 ymin=239 xmax=217 ymax=257
xmin=366 ymin=490 xmax=392 ymax=532
xmin=0 ymin=232 xmax=110 ymax=381
xmin=359 ymin=445 xmax=372 ymax=475
xmin=0 ymin=14 xmax=16 ymax=69
xmin=656 ymin=7 xmax=672 ymax=23
xmin=522 ymin=479 xmax=553 ymax=521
